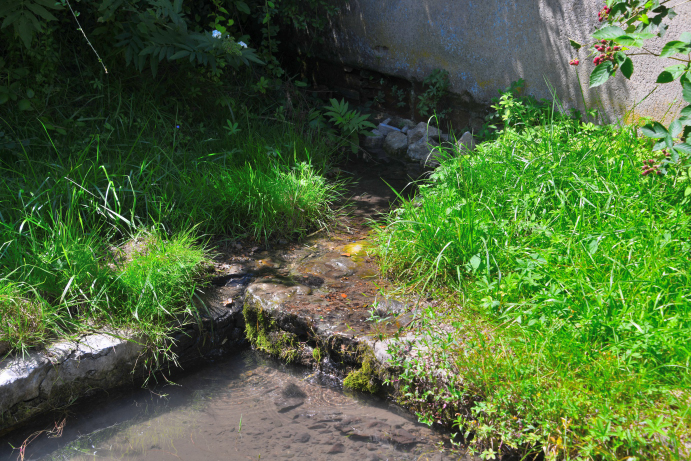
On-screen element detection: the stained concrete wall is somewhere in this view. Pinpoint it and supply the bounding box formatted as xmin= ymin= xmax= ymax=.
xmin=321 ymin=0 xmax=691 ymax=122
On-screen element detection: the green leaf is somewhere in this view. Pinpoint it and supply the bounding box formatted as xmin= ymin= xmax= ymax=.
xmin=679 ymin=105 xmax=691 ymax=125
xmin=669 ymin=119 xmax=683 ymax=138
xmin=681 ymin=31 xmax=691 ymax=44
xmin=656 ymin=64 xmax=686 ymax=83
xmin=17 ymin=99 xmax=32 ymax=110
xmin=25 ymin=2 xmax=57 ymax=21
xmin=169 ymin=50 xmax=190 ymax=60
xmin=589 ymin=62 xmax=615 ymax=88
xmin=660 ymin=40 xmax=691 ymax=57
xmin=621 ymin=57 xmax=634 ymax=79
xmin=614 ymin=51 xmax=627 ymax=67
xmin=593 ymin=25 xmax=627 ymax=40
xmin=614 ymin=35 xmax=643 ymax=47
xmin=569 ymin=39 xmax=582 ymax=50
xmin=235 ymin=1 xmax=251 ymax=14
xmin=673 ymin=142 xmax=691 ymax=153
xmin=641 ymin=121 xmax=669 ymax=139
xmin=0 ymin=93 xmax=8 ymax=104
xmin=683 ymin=79 xmax=691 ymax=104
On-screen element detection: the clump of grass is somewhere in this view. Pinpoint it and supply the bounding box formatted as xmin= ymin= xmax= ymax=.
xmin=376 ymin=114 xmax=691 ymax=459
xmin=0 ymin=81 xmax=340 ymax=356
xmin=0 ymin=281 xmax=56 ymax=352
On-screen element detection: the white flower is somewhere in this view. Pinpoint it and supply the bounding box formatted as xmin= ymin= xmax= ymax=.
xmin=212 ymin=30 xmax=222 ymax=39
xmin=238 ymin=41 xmax=248 ymax=48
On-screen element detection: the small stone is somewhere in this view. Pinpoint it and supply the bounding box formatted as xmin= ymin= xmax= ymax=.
xmin=274 ymin=397 xmax=305 ymax=413
xmin=362 ymin=134 xmax=384 ymax=150
xmin=407 ymin=122 xmax=440 ymax=145
xmin=376 ymin=123 xmax=401 ymax=137
xmin=407 ymin=137 xmax=439 ymax=163
xmin=383 ymin=131 xmax=408 ymax=157
xmin=327 ymin=443 xmax=346 ymax=454
xmin=456 ymin=131 xmax=476 ymax=154
xmin=294 ymin=432 xmax=311 ymax=443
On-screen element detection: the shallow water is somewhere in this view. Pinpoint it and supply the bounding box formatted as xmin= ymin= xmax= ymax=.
xmin=1 ymin=351 xmax=463 ymax=460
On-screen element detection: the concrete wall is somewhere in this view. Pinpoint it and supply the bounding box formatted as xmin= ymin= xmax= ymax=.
xmin=321 ymin=0 xmax=691 ymax=122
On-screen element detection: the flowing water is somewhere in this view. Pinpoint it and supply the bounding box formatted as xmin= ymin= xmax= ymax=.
xmin=1 ymin=351 xmax=464 ymax=460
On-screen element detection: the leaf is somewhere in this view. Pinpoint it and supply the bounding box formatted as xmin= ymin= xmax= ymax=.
xmin=589 ymin=62 xmax=615 ymax=88
xmin=25 ymin=2 xmax=57 ymax=21
xmin=614 ymin=35 xmax=643 ymax=47
xmin=660 ymin=40 xmax=691 ymax=57
xmin=340 ymin=253 xmax=351 ymax=257
xmin=656 ymin=64 xmax=686 ymax=83
xmin=469 ymin=254 xmax=482 ymax=272
xmin=673 ymin=142 xmax=691 ymax=153
xmin=169 ymin=50 xmax=190 ymax=60
xmin=683 ymin=79 xmax=691 ymax=104
xmin=641 ymin=121 xmax=668 ymax=138
xmin=569 ymin=39 xmax=582 ymax=50
xmin=593 ymin=25 xmax=627 ymax=40
xmin=17 ymin=99 xmax=32 ymax=110
xmin=621 ymin=57 xmax=634 ymax=79
xmin=679 ymin=105 xmax=691 ymax=125
xmin=0 ymin=93 xmax=8 ymax=104
xmin=681 ymin=31 xmax=691 ymax=44
xmin=235 ymin=1 xmax=251 ymax=14
xmin=669 ymin=119 xmax=682 ymax=138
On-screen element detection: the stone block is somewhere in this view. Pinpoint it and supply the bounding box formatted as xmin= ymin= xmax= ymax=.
xmin=383 ymin=131 xmax=408 ymax=157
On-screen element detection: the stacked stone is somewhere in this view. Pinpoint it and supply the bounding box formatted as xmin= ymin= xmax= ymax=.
xmin=362 ymin=118 xmax=476 ymax=171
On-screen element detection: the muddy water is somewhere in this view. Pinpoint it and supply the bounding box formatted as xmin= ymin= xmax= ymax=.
xmin=1 ymin=351 xmax=462 ymax=460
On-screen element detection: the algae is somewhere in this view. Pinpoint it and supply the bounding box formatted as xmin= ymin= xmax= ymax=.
xmin=243 ymin=305 xmax=299 ymax=363
xmin=343 ymin=353 xmax=379 ymax=393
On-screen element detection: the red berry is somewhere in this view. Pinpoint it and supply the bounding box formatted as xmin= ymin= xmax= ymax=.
xmin=570 ymin=59 xmax=580 ymax=66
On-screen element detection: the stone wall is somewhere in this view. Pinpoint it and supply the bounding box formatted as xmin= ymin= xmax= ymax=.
xmin=318 ymin=0 xmax=691 ymax=123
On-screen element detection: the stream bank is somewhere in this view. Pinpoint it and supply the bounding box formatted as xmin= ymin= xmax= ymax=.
xmin=1 ymin=150 xmax=448 ymax=438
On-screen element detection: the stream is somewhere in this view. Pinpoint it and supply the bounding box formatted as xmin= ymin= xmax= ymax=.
xmin=0 ymin=351 xmax=461 ymax=460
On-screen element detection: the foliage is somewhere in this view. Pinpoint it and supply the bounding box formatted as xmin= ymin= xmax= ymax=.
xmin=569 ymin=0 xmax=691 ymax=163
xmin=309 ymin=98 xmax=376 ymax=154
xmin=417 ymin=69 xmax=450 ymax=119
xmin=0 ymin=75 xmax=341 ymax=355
xmin=376 ymin=102 xmax=691 ymax=458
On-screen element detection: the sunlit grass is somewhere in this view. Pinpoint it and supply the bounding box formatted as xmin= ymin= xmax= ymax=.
xmin=376 ymin=118 xmax=691 ymax=459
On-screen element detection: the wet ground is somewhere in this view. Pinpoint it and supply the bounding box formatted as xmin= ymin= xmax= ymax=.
xmin=0 ymin=351 xmax=467 ymax=460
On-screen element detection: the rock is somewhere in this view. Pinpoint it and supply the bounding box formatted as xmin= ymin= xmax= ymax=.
xmin=282 ymin=382 xmax=307 ymax=399
xmin=274 ymin=397 xmax=304 ymax=413
xmin=456 ymin=131 xmax=476 ymax=154
xmin=383 ymin=131 xmax=408 ymax=157
xmin=327 ymin=443 xmax=346 ymax=454
xmin=376 ymin=123 xmax=401 ymax=137
xmin=362 ymin=133 xmax=384 ymax=150
xmin=294 ymin=432 xmax=311 ymax=443
xmin=407 ymin=137 xmax=440 ymax=164
xmin=407 ymin=122 xmax=441 ymax=145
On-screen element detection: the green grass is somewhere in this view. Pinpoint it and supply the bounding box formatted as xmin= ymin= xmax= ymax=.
xmin=0 ymin=78 xmax=341 ymax=356
xmin=376 ymin=115 xmax=691 ymax=459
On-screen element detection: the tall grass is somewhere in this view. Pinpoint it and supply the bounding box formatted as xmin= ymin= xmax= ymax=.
xmin=0 ymin=81 xmax=340 ymax=354
xmin=377 ymin=117 xmax=691 ymax=459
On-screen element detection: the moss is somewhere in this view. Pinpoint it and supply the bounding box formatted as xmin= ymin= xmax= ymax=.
xmin=243 ymin=305 xmax=299 ymax=363
xmin=343 ymin=355 xmax=379 ymax=393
